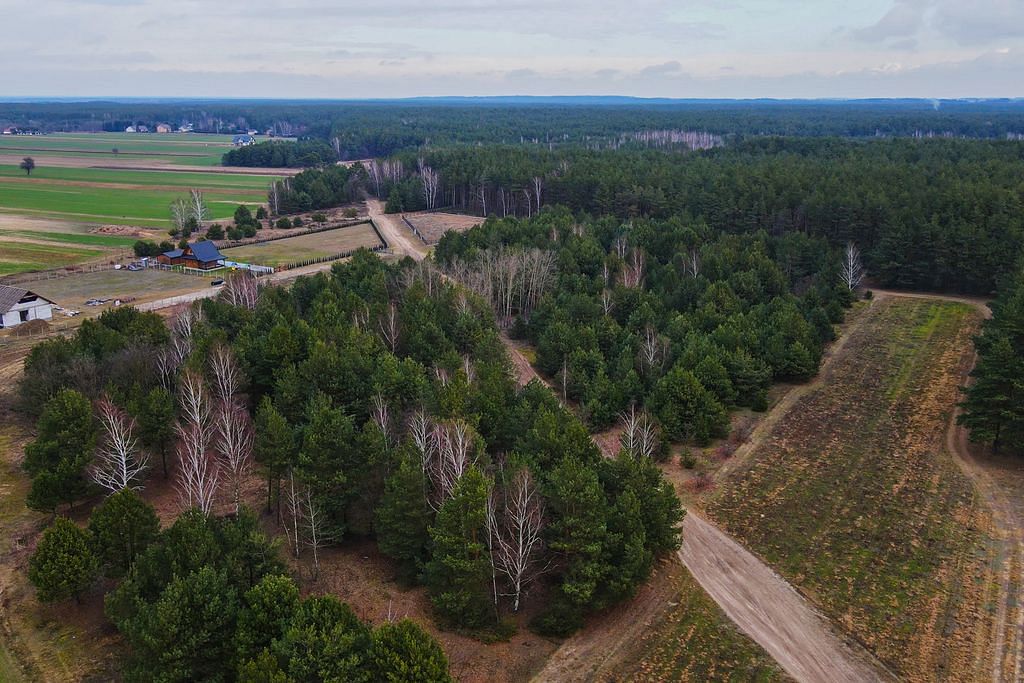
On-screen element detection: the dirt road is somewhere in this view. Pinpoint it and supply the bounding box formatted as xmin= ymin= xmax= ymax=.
xmin=680 ymin=512 xmax=891 ymax=682
xmin=366 ymin=199 xmax=430 ymax=261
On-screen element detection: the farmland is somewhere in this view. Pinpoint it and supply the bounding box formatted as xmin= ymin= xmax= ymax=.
xmin=707 ymin=296 xmax=992 ymax=680
xmin=221 ymin=223 xmax=383 ymax=267
xmin=0 ymin=132 xmax=237 ymax=166
xmin=0 ymin=133 xmax=284 ymax=235
xmin=27 ymin=269 xmax=212 ymax=309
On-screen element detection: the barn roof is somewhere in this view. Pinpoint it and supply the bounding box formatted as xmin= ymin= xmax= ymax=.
xmin=0 ymin=284 xmax=54 ymax=312
xmin=189 ymin=241 xmax=224 ymax=263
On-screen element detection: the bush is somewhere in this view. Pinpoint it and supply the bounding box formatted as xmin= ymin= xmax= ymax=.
xmin=228 ymin=227 xmax=244 ymax=241
xmin=275 ymin=217 xmax=292 ymax=229
xmin=242 ymin=223 xmax=258 ymax=238
xmin=864 ymin=289 xmax=874 ymax=300
xmin=343 ymin=207 xmax=359 ymax=219
xmin=679 ymin=450 xmax=697 ymax=469
xmin=255 ymin=206 xmax=268 ymax=220
xmin=292 ymin=217 xmax=304 ymax=228
xmin=206 ymin=224 xmax=224 ymax=240
xmin=133 ymin=240 xmax=162 ymax=257
xmin=311 ymin=212 xmax=327 ymax=223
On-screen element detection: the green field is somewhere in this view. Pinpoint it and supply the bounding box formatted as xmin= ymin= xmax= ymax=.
xmin=0 ymin=132 xmax=238 ymax=166
xmin=0 ymin=165 xmax=276 ymax=190
xmin=0 ymin=241 xmax=106 ymax=275
xmin=221 ymin=224 xmax=382 ymax=267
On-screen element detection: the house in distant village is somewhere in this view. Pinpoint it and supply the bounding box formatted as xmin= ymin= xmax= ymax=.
xmin=137 ymin=125 xmax=149 ymax=133
xmin=124 ymin=126 xmax=136 ymax=133
xmin=0 ymin=285 xmax=55 ymax=329
xmin=155 ymin=123 xmax=172 ymax=133
xmin=157 ymin=241 xmax=225 ymax=270
xmin=232 ymin=134 xmax=256 ymax=146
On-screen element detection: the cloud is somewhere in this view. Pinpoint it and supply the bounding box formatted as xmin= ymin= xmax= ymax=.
xmin=640 ymin=61 xmax=683 ymax=76
xmin=851 ymin=0 xmax=928 ymax=43
xmin=851 ymin=0 xmax=1024 ymax=46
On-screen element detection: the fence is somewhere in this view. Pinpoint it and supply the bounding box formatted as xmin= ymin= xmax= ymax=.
xmin=401 ymin=215 xmax=432 ymax=245
xmin=3 ymin=254 xmax=131 ymax=285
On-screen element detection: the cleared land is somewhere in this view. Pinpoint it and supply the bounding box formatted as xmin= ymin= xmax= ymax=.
xmin=403 ymin=212 xmax=485 ymax=244
xmin=26 ymin=268 xmax=214 ymax=308
xmin=221 ymin=223 xmax=383 ymax=267
xmin=707 ymin=297 xmax=993 ymax=680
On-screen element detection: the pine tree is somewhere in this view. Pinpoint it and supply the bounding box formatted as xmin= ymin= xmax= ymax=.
xmin=254 ymin=396 xmax=294 ymax=515
xmin=87 ymin=489 xmax=160 ymax=578
xmin=375 ymin=451 xmax=431 ymax=581
xmin=28 ymin=517 xmax=98 ymax=603
xmin=24 ymin=389 xmax=97 ymax=511
xmin=423 ymin=466 xmax=493 ymax=629
xmin=370 ymin=619 xmax=452 ymax=682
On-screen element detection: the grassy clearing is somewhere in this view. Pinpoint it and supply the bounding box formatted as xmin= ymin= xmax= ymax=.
xmin=0 ymin=240 xmax=106 ymax=274
xmin=609 ymin=566 xmax=789 ymax=682
xmin=222 ymin=224 xmax=383 ymax=267
xmin=708 ymin=297 xmax=988 ymax=680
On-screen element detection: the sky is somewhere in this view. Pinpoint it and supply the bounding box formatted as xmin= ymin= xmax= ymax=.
xmin=0 ymin=0 xmax=1021 ymax=99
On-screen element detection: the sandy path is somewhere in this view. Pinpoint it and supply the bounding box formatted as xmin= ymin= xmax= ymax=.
xmin=366 ymin=199 xmax=430 ymax=261
xmin=680 ymin=512 xmax=891 ymax=682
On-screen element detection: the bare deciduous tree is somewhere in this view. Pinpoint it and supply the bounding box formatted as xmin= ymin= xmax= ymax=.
xmin=209 ymin=344 xmax=242 ymax=405
xmin=421 ymin=166 xmax=440 ymax=210
xmin=487 ymin=468 xmax=546 ymax=612
xmin=841 ymin=241 xmax=865 ymax=291
xmin=175 ymin=420 xmax=219 ymax=514
xmin=189 ymin=188 xmax=209 ymax=224
xmin=304 ymin=490 xmax=333 ymax=580
xmin=619 ymin=404 xmax=659 ymax=460
xmin=639 ymin=326 xmax=668 ymax=373
xmin=378 ymin=301 xmax=400 ymax=352
xmin=170 ymin=197 xmax=190 ymax=234
xmin=92 ymin=397 xmax=148 ymax=494
xmin=221 ymin=271 xmax=260 ymax=310
xmin=685 ymin=249 xmax=701 ymax=278
xmin=215 ymin=401 xmax=254 ymax=514
xmin=371 ymin=393 xmax=392 ymax=449
xmin=531 ymin=176 xmax=543 ymax=214
xmin=283 ymin=467 xmax=303 ymax=558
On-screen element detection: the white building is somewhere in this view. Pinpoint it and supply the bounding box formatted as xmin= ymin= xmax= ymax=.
xmin=0 ymin=285 xmax=55 ymax=329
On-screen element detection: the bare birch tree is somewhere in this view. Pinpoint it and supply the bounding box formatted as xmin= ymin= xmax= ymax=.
xmin=209 ymin=344 xmax=242 ymax=405
xmin=189 ymin=188 xmax=209 ymax=224
xmin=92 ymin=397 xmax=148 ymax=494
xmin=175 ymin=420 xmax=219 ymax=514
xmin=841 ymin=241 xmax=865 ymax=291
xmin=283 ymin=467 xmax=303 ymax=558
xmin=304 ymin=489 xmax=333 ymax=580
xmin=619 ymin=404 xmax=659 ymax=460
xmin=421 ymin=166 xmax=440 ymax=210
xmin=488 ymin=468 xmax=546 ymax=612
xmin=378 ymin=301 xmax=400 ymax=352
xmin=170 ymin=198 xmax=190 ymax=234
xmin=531 ymin=176 xmax=543 ymax=214
xmin=215 ymin=401 xmax=254 ymax=514
xmin=221 ymin=271 xmax=260 ymax=310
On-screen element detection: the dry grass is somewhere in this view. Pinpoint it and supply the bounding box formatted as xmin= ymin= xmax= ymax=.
xmin=221 ymin=223 xmax=383 ymax=267
xmin=26 ymin=268 xmax=212 ymax=308
xmin=404 ymin=212 xmax=484 ymax=244
xmin=707 ymin=297 xmax=991 ymax=680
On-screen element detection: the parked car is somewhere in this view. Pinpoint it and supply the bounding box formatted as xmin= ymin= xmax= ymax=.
xmin=211 ymin=279 xmax=225 ymax=287
xmin=127 ymin=263 xmax=143 ymax=271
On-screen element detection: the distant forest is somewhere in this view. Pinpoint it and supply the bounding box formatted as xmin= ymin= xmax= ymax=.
xmin=3 ymin=99 xmax=1024 ymax=158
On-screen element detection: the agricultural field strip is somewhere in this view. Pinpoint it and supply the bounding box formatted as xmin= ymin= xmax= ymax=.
xmin=0 ymin=166 xmax=276 ymax=190
xmin=708 ymin=297 xmax=989 ymax=680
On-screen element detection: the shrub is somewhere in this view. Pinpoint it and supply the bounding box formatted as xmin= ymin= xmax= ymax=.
xmin=311 ymin=212 xmax=327 ymax=223
xmin=864 ymin=290 xmax=874 ymax=300
xmin=679 ymin=450 xmax=697 ymax=469
xmin=292 ymin=217 xmax=304 ymax=228
xmin=242 ymin=223 xmax=258 ymax=238
xmin=255 ymin=206 xmax=268 ymax=220
xmin=206 ymin=224 xmax=224 ymax=240
xmin=343 ymin=207 xmax=359 ymax=219
xmin=275 ymin=217 xmax=292 ymax=229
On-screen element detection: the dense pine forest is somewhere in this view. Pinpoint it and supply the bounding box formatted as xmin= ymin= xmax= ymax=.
xmin=9 ymin=99 xmax=1024 ymax=680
